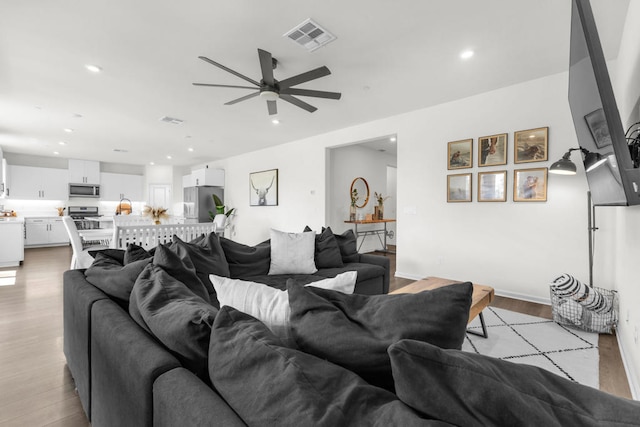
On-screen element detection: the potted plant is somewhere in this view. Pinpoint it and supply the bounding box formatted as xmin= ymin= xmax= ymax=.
xmin=209 ymin=194 xmax=235 ymax=229
xmin=374 ymin=192 xmax=390 ymax=220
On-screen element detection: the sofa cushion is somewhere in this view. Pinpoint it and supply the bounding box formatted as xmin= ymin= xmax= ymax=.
xmin=88 ymin=248 xmax=125 ymax=264
xmin=210 ymin=271 xmax=357 ymax=347
xmin=334 ymin=229 xmax=359 ymax=263
xmin=389 ymin=339 xmax=640 ymax=427
xmin=170 ymin=233 xmax=230 ymax=305
xmin=220 ymin=237 xmax=271 ymax=278
xmin=129 ymin=263 xmax=217 ymax=381
xmin=85 ymin=253 xmax=151 ymax=306
xmin=305 ymin=226 xmax=344 ymax=269
xmin=288 ymin=282 xmax=473 ymax=391
xmin=268 ymin=229 xmax=317 ymax=275
xmin=124 ymin=243 xmax=154 ymax=264
xmin=208 ymin=307 xmax=444 ymax=427
xmin=315 ymin=262 xmax=385 ymax=283
xmin=153 ymin=244 xmax=210 ymax=303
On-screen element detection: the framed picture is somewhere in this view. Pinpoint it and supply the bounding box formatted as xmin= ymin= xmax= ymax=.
xmin=514 ymin=168 xmax=548 ymax=202
xmin=478 ymin=171 xmax=507 ymax=202
xmin=585 ymin=108 xmax=612 ymax=148
xmin=249 ymin=169 xmax=278 ymax=206
xmin=478 ymin=133 xmax=507 ymax=167
xmin=447 ymin=139 xmax=473 ymax=169
xmin=514 ymin=127 xmax=548 ymax=163
xmin=447 ymin=173 xmax=472 ymax=202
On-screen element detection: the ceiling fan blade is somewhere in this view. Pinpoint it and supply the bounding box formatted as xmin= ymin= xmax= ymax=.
xmin=267 ymin=100 xmax=277 ymax=115
xmin=278 ymin=66 xmax=331 ymax=89
xmin=279 ymin=88 xmax=341 ymax=100
xmin=224 ymin=91 xmax=260 ymax=105
xmin=198 ymin=56 xmax=260 ymax=87
xmin=280 ymin=94 xmax=317 ymax=113
xmin=193 ymin=83 xmax=257 ymax=90
xmin=258 ymin=49 xmax=275 ymax=86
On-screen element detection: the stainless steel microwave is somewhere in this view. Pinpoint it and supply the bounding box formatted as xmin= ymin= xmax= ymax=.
xmin=69 ymin=183 xmax=100 ymax=198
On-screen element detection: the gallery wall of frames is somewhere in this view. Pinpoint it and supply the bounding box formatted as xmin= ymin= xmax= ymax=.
xmin=446 ymin=127 xmax=549 ymax=203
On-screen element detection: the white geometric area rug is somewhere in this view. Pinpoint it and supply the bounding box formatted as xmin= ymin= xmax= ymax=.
xmin=462 ymin=307 xmax=599 ymax=389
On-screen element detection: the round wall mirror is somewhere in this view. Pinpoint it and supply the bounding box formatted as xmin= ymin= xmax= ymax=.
xmin=350 ymin=177 xmax=370 ymax=208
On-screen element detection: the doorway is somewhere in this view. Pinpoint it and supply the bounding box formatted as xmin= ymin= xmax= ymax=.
xmin=326 ymin=134 xmax=398 ymax=254
xmin=148 ymin=184 xmax=171 ymax=211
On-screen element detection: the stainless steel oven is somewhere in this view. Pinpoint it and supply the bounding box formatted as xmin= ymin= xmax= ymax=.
xmin=68 ymin=206 xmax=100 ymax=230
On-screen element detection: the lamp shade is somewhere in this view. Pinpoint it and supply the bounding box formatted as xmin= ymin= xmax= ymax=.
xmin=549 ymin=155 xmax=577 ymax=175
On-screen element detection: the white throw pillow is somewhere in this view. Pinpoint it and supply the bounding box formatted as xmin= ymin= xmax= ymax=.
xmin=268 ymin=229 xmax=317 ymax=275
xmin=210 ymin=271 xmax=357 ymax=346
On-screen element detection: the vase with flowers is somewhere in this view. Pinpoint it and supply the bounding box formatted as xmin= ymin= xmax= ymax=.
xmin=374 ymin=192 xmax=390 ymax=220
xmin=349 ymin=188 xmax=359 ymax=221
xmin=142 ymin=205 xmax=169 ymax=225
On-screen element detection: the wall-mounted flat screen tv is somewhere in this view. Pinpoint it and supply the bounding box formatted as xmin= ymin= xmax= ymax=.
xmin=568 ymin=0 xmax=640 ymax=206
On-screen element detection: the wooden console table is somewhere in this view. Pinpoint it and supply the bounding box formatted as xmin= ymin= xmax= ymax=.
xmin=344 ymin=219 xmax=396 ymax=253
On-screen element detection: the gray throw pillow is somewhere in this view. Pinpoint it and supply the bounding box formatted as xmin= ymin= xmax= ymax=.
xmin=333 ymin=229 xmax=359 ymax=263
xmin=288 ymin=282 xmax=473 ymax=391
xmin=304 ymin=226 xmax=344 ymax=269
xmin=268 ymin=229 xmax=317 ymax=275
xmin=208 ymin=307 xmax=446 ymax=427
xmin=129 ymin=263 xmax=218 ymax=382
xmin=153 ymin=244 xmax=210 ymax=303
xmin=85 ymin=253 xmax=151 ymax=306
xmin=219 ymin=237 xmax=271 ymax=278
xmin=389 ymin=339 xmax=640 ymax=427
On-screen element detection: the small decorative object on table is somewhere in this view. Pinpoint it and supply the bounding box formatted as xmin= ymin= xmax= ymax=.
xmin=56 ymin=207 xmax=65 ymax=216
xmin=349 ymin=188 xmax=359 ymax=221
xmin=374 ymin=192 xmax=390 ymax=220
xmin=142 ymin=205 xmax=169 ymax=225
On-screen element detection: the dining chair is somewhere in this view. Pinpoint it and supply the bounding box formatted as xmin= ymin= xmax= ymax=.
xmin=61 ymin=216 xmax=109 ymax=269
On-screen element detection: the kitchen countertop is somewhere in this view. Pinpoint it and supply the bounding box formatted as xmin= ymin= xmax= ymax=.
xmin=0 ymin=217 xmax=25 ymax=223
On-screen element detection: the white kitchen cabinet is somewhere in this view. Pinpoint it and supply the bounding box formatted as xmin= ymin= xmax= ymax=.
xmin=100 ymin=172 xmax=143 ymax=201
xmin=6 ymin=165 xmax=68 ymax=200
xmin=69 ymin=159 xmax=100 ymax=184
xmin=186 ymin=167 xmax=224 ymax=187
xmin=24 ymin=217 xmax=69 ymax=247
xmin=0 ymin=218 xmax=24 ymax=267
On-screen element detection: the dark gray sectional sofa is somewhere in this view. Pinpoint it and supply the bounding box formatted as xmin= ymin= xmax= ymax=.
xmin=63 ymin=229 xmax=390 ymax=426
xmin=64 ymin=229 xmax=640 ymax=426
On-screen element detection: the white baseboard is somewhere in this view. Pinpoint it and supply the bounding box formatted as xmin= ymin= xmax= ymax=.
xmin=617 ymin=333 xmax=640 ymax=400
xmin=394 ymin=271 xmax=422 ymax=281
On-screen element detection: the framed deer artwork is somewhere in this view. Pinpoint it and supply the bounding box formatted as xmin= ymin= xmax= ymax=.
xmin=250 ymin=169 xmax=279 ymax=206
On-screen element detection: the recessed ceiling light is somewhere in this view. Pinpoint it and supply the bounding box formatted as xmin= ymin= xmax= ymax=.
xmin=64 ymin=128 xmax=74 ymax=133
xmin=166 ymin=155 xmax=172 ymax=160
xmin=53 ymin=151 xmax=60 ymax=155
xmin=272 ymin=119 xmax=280 ymax=125
xmin=460 ymin=50 xmax=474 ymax=60
xmin=58 ymin=141 xmax=67 ymax=145
xmin=150 ymin=162 xmax=155 ymax=165
xmin=85 ymin=64 xmax=102 ymax=73
xmin=188 ymin=148 xmax=194 ymax=152
xmin=390 ymin=137 xmax=397 ymax=142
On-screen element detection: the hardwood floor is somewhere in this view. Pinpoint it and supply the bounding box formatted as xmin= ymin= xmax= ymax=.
xmin=0 ymin=246 xmax=89 ymax=427
xmin=0 ymin=246 xmax=632 ymax=427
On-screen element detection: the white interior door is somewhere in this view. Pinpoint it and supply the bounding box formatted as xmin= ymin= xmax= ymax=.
xmin=148 ymin=184 xmax=171 ymax=212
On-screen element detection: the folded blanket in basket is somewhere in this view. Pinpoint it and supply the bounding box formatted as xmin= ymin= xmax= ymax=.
xmin=550 ymin=273 xmax=612 ymax=314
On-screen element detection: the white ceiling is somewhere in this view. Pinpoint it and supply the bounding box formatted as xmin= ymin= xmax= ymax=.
xmin=0 ymin=0 xmax=630 ymax=166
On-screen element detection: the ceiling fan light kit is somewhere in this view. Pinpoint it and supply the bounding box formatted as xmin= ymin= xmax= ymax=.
xmin=193 ymin=48 xmax=341 ymax=116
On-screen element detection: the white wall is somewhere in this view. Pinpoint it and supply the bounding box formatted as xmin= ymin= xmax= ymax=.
xmin=327 ymin=144 xmax=397 ymax=252
xmin=607 ymin=0 xmax=640 ymax=399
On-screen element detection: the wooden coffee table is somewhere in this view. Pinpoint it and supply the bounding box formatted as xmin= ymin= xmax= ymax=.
xmin=390 ymin=276 xmax=495 ymax=338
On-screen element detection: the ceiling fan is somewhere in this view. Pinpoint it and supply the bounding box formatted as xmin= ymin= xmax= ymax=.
xmin=193 ymin=48 xmax=341 ymax=115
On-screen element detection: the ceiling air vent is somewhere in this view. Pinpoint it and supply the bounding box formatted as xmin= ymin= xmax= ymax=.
xmin=159 ymin=116 xmax=184 ymax=125
xmin=283 ymin=19 xmax=336 ymax=52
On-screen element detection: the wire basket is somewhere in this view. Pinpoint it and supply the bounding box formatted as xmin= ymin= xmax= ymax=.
xmin=550 ymin=286 xmax=618 ymax=334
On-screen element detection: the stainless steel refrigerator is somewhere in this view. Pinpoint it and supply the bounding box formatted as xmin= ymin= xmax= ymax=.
xmin=183 ymin=186 xmax=224 ymax=223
